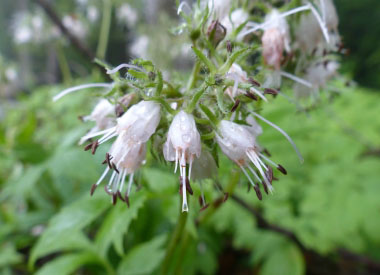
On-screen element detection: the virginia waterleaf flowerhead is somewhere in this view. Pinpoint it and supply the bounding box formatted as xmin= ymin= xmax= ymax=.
xmin=163 ymin=110 xmax=201 ymax=212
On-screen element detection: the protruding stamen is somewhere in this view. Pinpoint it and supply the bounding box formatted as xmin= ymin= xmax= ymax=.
xmin=250 ymin=87 xmax=268 ymax=101
xmin=254 ymin=185 xmax=263 ymax=200
xmin=127 ymin=173 xmax=134 ymax=196
xmin=277 ymin=164 xmax=287 ymax=175
xmin=245 ymin=91 xmax=258 ymax=101
xmin=90 ymin=184 xmax=97 ymax=196
xmin=106 ymin=63 xmax=146 ymax=74
xmin=248 ymin=77 xmax=261 ymax=87
xmin=177 ymin=1 xmax=192 ymax=15
xmin=181 ymin=152 xmax=188 ymax=212
xmin=174 ymin=149 xmax=179 ymax=173
xmin=241 ymin=166 xmax=256 ymax=188
xmin=251 ymin=112 xmax=304 ymax=163
xmin=53 ymin=83 xmax=113 ymax=101
xmin=231 ymin=99 xmax=240 ymax=112
xmin=112 ymin=193 xmax=117 ymax=205
xmin=226 ymin=40 xmax=233 ymax=53
xmin=91 ymin=140 xmax=99 ymax=155
xmin=112 ymin=163 xmax=120 ymax=174
xmin=223 ymin=192 xmax=229 ymax=202
xmin=263 ymin=88 xmax=278 ymax=96
xmin=95 ymin=167 xmax=110 ymax=187
xmin=280 ymin=71 xmax=313 ymax=88
xmin=81 ymin=127 xmax=116 ymax=142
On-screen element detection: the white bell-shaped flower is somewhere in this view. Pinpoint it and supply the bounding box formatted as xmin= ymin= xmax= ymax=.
xmin=79 ymin=99 xmax=115 ymax=145
xmin=163 ymin=110 xmax=201 ymax=212
xmin=216 ymin=120 xmax=286 ymax=195
xmin=81 ymin=100 xmax=161 ymax=146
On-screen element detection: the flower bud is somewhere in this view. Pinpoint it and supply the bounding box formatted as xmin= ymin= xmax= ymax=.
xmin=207 ymin=20 xmax=227 ymax=48
xmin=163 ymin=110 xmax=201 ymax=212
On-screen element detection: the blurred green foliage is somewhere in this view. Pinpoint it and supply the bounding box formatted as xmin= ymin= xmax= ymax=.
xmin=335 ymin=0 xmax=380 ymax=89
xmin=1 ymin=82 xmax=380 ymax=274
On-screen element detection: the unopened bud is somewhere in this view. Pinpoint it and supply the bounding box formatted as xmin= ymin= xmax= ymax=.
xmin=207 ymin=20 xmax=226 ymax=48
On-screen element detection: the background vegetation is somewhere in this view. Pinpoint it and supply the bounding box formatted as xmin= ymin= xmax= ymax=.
xmin=1 ymin=0 xmax=380 ymax=274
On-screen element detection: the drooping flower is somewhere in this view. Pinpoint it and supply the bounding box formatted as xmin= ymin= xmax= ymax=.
xmin=296 ymin=0 xmax=340 ymax=54
xmin=216 ymin=120 xmax=290 ymax=197
xmin=89 ymin=100 xmax=161 ymax=204
xmin=79 ymin=99 xmax=115 ymax=145
xmin=163 ymin=110 xmax=201 ymax=212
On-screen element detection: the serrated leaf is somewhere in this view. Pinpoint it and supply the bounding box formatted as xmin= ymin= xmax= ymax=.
xmin=95 ymin=192 xmax=147 ymax=256
xmin=117 ymin=234 xmax=166 ymax=275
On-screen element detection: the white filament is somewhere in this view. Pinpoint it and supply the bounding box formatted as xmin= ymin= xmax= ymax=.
xmin=106 ymin=63 xmax=146 ymax=74
xmin=251 ymin=112 xmax=304 ymax=163
xmin=95 ymin=167 xmax=110 ymax=186
xmin=177 ymin=1 xmax=192 ymax=15
xmin=280 ymin=71 xmax=313 ymax=88
xmin=53 ymin=83 xmax=112 ymax=101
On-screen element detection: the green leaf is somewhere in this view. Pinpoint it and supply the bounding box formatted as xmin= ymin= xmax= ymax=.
xmin=95 ymin=192 xmax=147 ymax=257
xmin=260 ymin=243 xmax=305 ymax=275
xmin=29 ymin=193 xmax=109 ymax=267
xmin=117 ymin=235 xmax=166 ymax=275
xmin=0 ymin=243 xmax=23 ymax=268
xmin=35 ymin=252 xmax=101 ymax=275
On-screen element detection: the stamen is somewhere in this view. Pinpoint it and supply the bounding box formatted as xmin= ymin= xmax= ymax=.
xmin=199 ymin=181 xmax=206 ymax=207
xmin=91 ymin=140 xmax=99 ymax=155
xmin=241 ymin=166 xmax=256 ymax=187
xmin=119 ymin=169 xmax=127 ymax=193
xmin=84 ymin=143 xmax=93 ymax=151
xmin=53 ymin=83 xmax=112 ymax=101
xmin=223 ymin=192 xmax=229 ymax=202
xmin=177 ymin=1 xmax=192 ymax=15
xmin=231 ymin=99 xmax=240 ymax=112
xmin=263 ymin=88 xmax=278 ymax=96
xmin=248 ymin=77 xmax=261 ymax=87
xmin=90 ymin=184 xmax=97 ymax=196
xmin=106 ymin=63 xmax=146 ymax=74
xmin=308 ymin=3 xmax=330 ymax=43
xmin=250 ymin=87 xmax=268 ymax=101
xmin=188 ymin=155 xmax=193 ymax=181
xmin=98 ymin=132 xmax=118 ymax=145
xmin=181 ymin=152 xmax=188 ymax=212
xmin=112 ymin=163 xmax=120 ymax=174
xmin=112 ymin=193 xmax=117 ymax=205
xmin=280 ymin=71 xmax=312 ymax=88
xmin=81 ymin=126 xmax=116 ymax=141
xmin=254 ymin=185 xmax=263 ymax=200
xmin=251 ymin=112 xmax=304 ymax=163
xmin=277 ymin=164 xmax=287 ymax=175
xmin=95 ymin=167 xmax=110 ymax=187
xmin=259 ymin=153 xmax=278 ymax=167
xmin=245 ymin=91 xmax=258 ymax=101
xmin=107 ymin=171 xmax=117 ymax=191
xmin=174 ymin=149 xmax=179 ymax=173
xmin=127 ymin=173 xmax=134 ymax=195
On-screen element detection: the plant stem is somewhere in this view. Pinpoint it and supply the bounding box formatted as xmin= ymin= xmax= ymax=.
xmin=55 ymin=43 xmax=72 ymax=85
xmin=160 ymin=212 xmax=188 ymax=275
xmin=186 ymin=61 xmax=201 ymax=92
xmin=96 ymin=0 xmax=112 ymax=60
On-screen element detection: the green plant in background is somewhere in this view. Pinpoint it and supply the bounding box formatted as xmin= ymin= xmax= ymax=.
xmin=1 ymin=0 xmax=380 ymax=275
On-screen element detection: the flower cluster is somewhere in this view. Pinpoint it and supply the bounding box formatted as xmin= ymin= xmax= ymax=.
xmin=54 ymin=0 xmax=341 ymax=212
